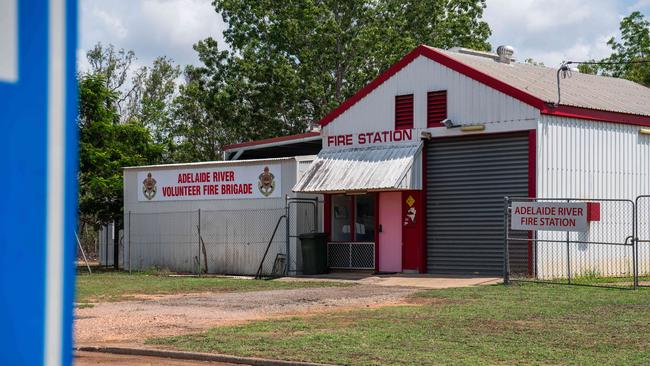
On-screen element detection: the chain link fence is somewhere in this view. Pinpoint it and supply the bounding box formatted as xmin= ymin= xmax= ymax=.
xmin=128 ymin=211 xmax=199 ymax=273
xmin=505 ymin=197 xmax=636 ymax=289
xmin=126 ymin=199 xmax=321 ymax=276
xmin=200 ymin=208 xmax=286 ymax=275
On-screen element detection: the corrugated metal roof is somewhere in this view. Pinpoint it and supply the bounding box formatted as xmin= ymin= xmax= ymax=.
xmin=431 ymin=46 xmax=650 ymax=117
xmin=123 ymin=156 xmax=300 ymax=170
xmin=293 ymin=143 xmax=422 ymax=193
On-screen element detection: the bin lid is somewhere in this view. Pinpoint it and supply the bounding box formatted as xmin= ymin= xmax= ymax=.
xmin=298 ymin=232 xmax=328 ymax=239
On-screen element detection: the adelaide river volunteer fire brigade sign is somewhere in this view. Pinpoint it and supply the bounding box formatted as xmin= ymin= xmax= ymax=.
xmin=511 ymin=202 xmax=589 ymax=232
xmin=138 ymin=164 xmax=281 ymax=201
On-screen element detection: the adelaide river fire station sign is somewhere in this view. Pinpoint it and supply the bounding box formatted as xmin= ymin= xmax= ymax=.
xmin=511 ymin=202 xmax=590 ymax=232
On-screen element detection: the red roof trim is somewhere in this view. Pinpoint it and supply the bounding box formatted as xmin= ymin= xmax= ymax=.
xmin=224 ymin=131 xmax=320 ymax=151
xmin=542 ymin=105 xmax=650 ymax=127
xmin=318 ymin=44 xmax=650 ymax=128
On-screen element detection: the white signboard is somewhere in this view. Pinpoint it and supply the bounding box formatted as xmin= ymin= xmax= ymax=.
xmin=0 ymin=0 xmax=17 ymax=82
xmin=511 ymin=202 xmax=588 ymax=232
xmin=137 ymin=163 xmax=282 ymax=201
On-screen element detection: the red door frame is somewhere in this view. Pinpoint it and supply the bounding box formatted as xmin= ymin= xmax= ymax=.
xmin=324 ymin=193 xmax=381 ymax=272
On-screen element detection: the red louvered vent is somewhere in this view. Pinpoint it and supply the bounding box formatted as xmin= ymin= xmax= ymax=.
xmin=427 ymin=90 xmax=447 ymax=127
xmin=395 ymin=94 xmax=414 ymax=130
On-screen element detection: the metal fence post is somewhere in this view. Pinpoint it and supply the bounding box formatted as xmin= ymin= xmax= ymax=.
xmin=503 ymin=196 xmax=510 ymax=285
xmin=128 ymin=211 xmax=132 ymax=274
xmin=105 ymin=224 xmax=109 ymax=268
xmin=633 ymin=200 xmax=638 ymax=289
xmin=198 ymin=209 xmax=201 ymax=276
xmin=566 ymin=199 xmax=571 ymax=285
xmin=285 ymin=195 xmax=290 ymax=275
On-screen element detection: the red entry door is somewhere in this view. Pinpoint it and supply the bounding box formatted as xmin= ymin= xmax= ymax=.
xmin=402 ymin=191 xmax=422 ymax=271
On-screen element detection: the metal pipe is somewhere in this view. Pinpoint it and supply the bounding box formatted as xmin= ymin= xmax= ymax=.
xmin=76 ymin=232 xmax=92 ymax=274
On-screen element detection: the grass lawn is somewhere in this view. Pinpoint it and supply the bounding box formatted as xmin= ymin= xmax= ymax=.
xmin=76 ymin=270 xmax=350 ymax=303
xmin=149 ymin=283 xmax=650 ymax=366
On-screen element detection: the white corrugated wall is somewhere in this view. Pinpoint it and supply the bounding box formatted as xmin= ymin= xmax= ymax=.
xmin=537 ymin=115 xmax=650 ymax=278
xmin=323 ymin=55 xmax=539 ymax=137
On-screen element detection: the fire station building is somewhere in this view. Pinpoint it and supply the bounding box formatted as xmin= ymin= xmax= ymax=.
xmin=226 ymin=45 xmax=650 ymax=276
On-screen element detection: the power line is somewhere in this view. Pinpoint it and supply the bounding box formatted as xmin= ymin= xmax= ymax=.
xmin=564 ymin=59 xmax=650 ymax=66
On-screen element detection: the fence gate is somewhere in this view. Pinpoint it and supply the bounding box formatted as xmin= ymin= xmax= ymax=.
xmin=286 ymin=197 xmax=321 ymax=275
xmin=504 ymin=197 xmax=636 ymax=289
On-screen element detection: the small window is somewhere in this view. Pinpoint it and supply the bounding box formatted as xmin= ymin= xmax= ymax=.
xmin=331 ymin=195 xmax=353 ymax=241
xmin=395 ymin=94 xmax=414 ymax=130
xmin=330 ymin=193 xmax=376 ymax=242
xmin=354 ymin=195 xmax=376 ymax=242
xmin=427 ymin=90 xmax=447 ymax=127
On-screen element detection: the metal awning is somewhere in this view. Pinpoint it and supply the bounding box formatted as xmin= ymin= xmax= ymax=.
xmin=293 ymin=142 xmax=422 ymax=193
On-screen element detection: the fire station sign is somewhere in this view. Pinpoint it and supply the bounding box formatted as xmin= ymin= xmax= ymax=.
xmin=511 ymin=202 xmax=588 ymax=232
xmin=138 ymin=164 xmax=282 ymax=201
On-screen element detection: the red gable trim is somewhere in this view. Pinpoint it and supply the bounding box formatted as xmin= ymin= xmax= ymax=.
xmin=224 ymin=131 xmax=320 ymax=151
xmin=318 ymin=44 xmax=650 ymax=127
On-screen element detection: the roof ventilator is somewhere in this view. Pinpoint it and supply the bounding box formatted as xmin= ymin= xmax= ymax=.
xmin=496 ymin=45 xmax=514 ymax=64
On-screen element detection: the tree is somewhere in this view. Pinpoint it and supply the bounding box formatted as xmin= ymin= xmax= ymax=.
xmin=578 ymin=11 xmax=650 ymax=87
xmin=179 ymin=0 xmax=492 ymax=149
xmin=126 ymin=56 xmax=181 ymax=158
xmin=78 ymin=74 xmax=163 ymax=264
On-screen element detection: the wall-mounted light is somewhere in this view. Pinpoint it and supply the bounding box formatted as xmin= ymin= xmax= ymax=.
xmin=442 ymin=119 xmax=459 ymax=129
xmin=421 ymin=131 xmax=433 ymax=140
xmin=640 ymin=128 xmax=650 ymax=135
xmin=460 ymin=124 xmax=486 ymax=132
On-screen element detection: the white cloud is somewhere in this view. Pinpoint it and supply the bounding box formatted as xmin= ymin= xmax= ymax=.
xmin=78 ymin=0 xmax=648 ymax=74
xmin=484 ymin=0 xmax=627 ymax=66
xmin=79 ymin=0 xmax=226 ymax=71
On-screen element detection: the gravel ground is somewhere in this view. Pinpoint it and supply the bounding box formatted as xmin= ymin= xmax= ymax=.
xmin=75 ymin=284 xmax=418 ymax=346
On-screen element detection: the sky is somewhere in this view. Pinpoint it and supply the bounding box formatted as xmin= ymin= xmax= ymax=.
xmin=79 ymin=0 xmax=650 ymax=72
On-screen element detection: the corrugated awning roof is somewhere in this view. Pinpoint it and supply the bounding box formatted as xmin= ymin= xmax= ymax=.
xmin=293 ymin=143 xmax=422 ymax=193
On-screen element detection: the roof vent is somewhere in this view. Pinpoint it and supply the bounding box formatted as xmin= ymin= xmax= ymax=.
xmin=496 ymin=45 xmax=514 ymax=64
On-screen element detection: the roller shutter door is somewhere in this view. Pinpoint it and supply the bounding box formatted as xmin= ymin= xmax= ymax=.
xmin=426 ymin=133 xmax=530 ymax=275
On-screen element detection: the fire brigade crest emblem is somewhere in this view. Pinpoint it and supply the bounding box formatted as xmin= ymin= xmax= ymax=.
xmin=258 ymin=166 xmax=275 ymax=197
xmin=142 ymin=172 xmax=157 ymax=200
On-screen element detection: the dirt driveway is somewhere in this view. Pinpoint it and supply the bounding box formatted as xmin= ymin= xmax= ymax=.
xmin=75 ymin=284 xmax=418 ymax=346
